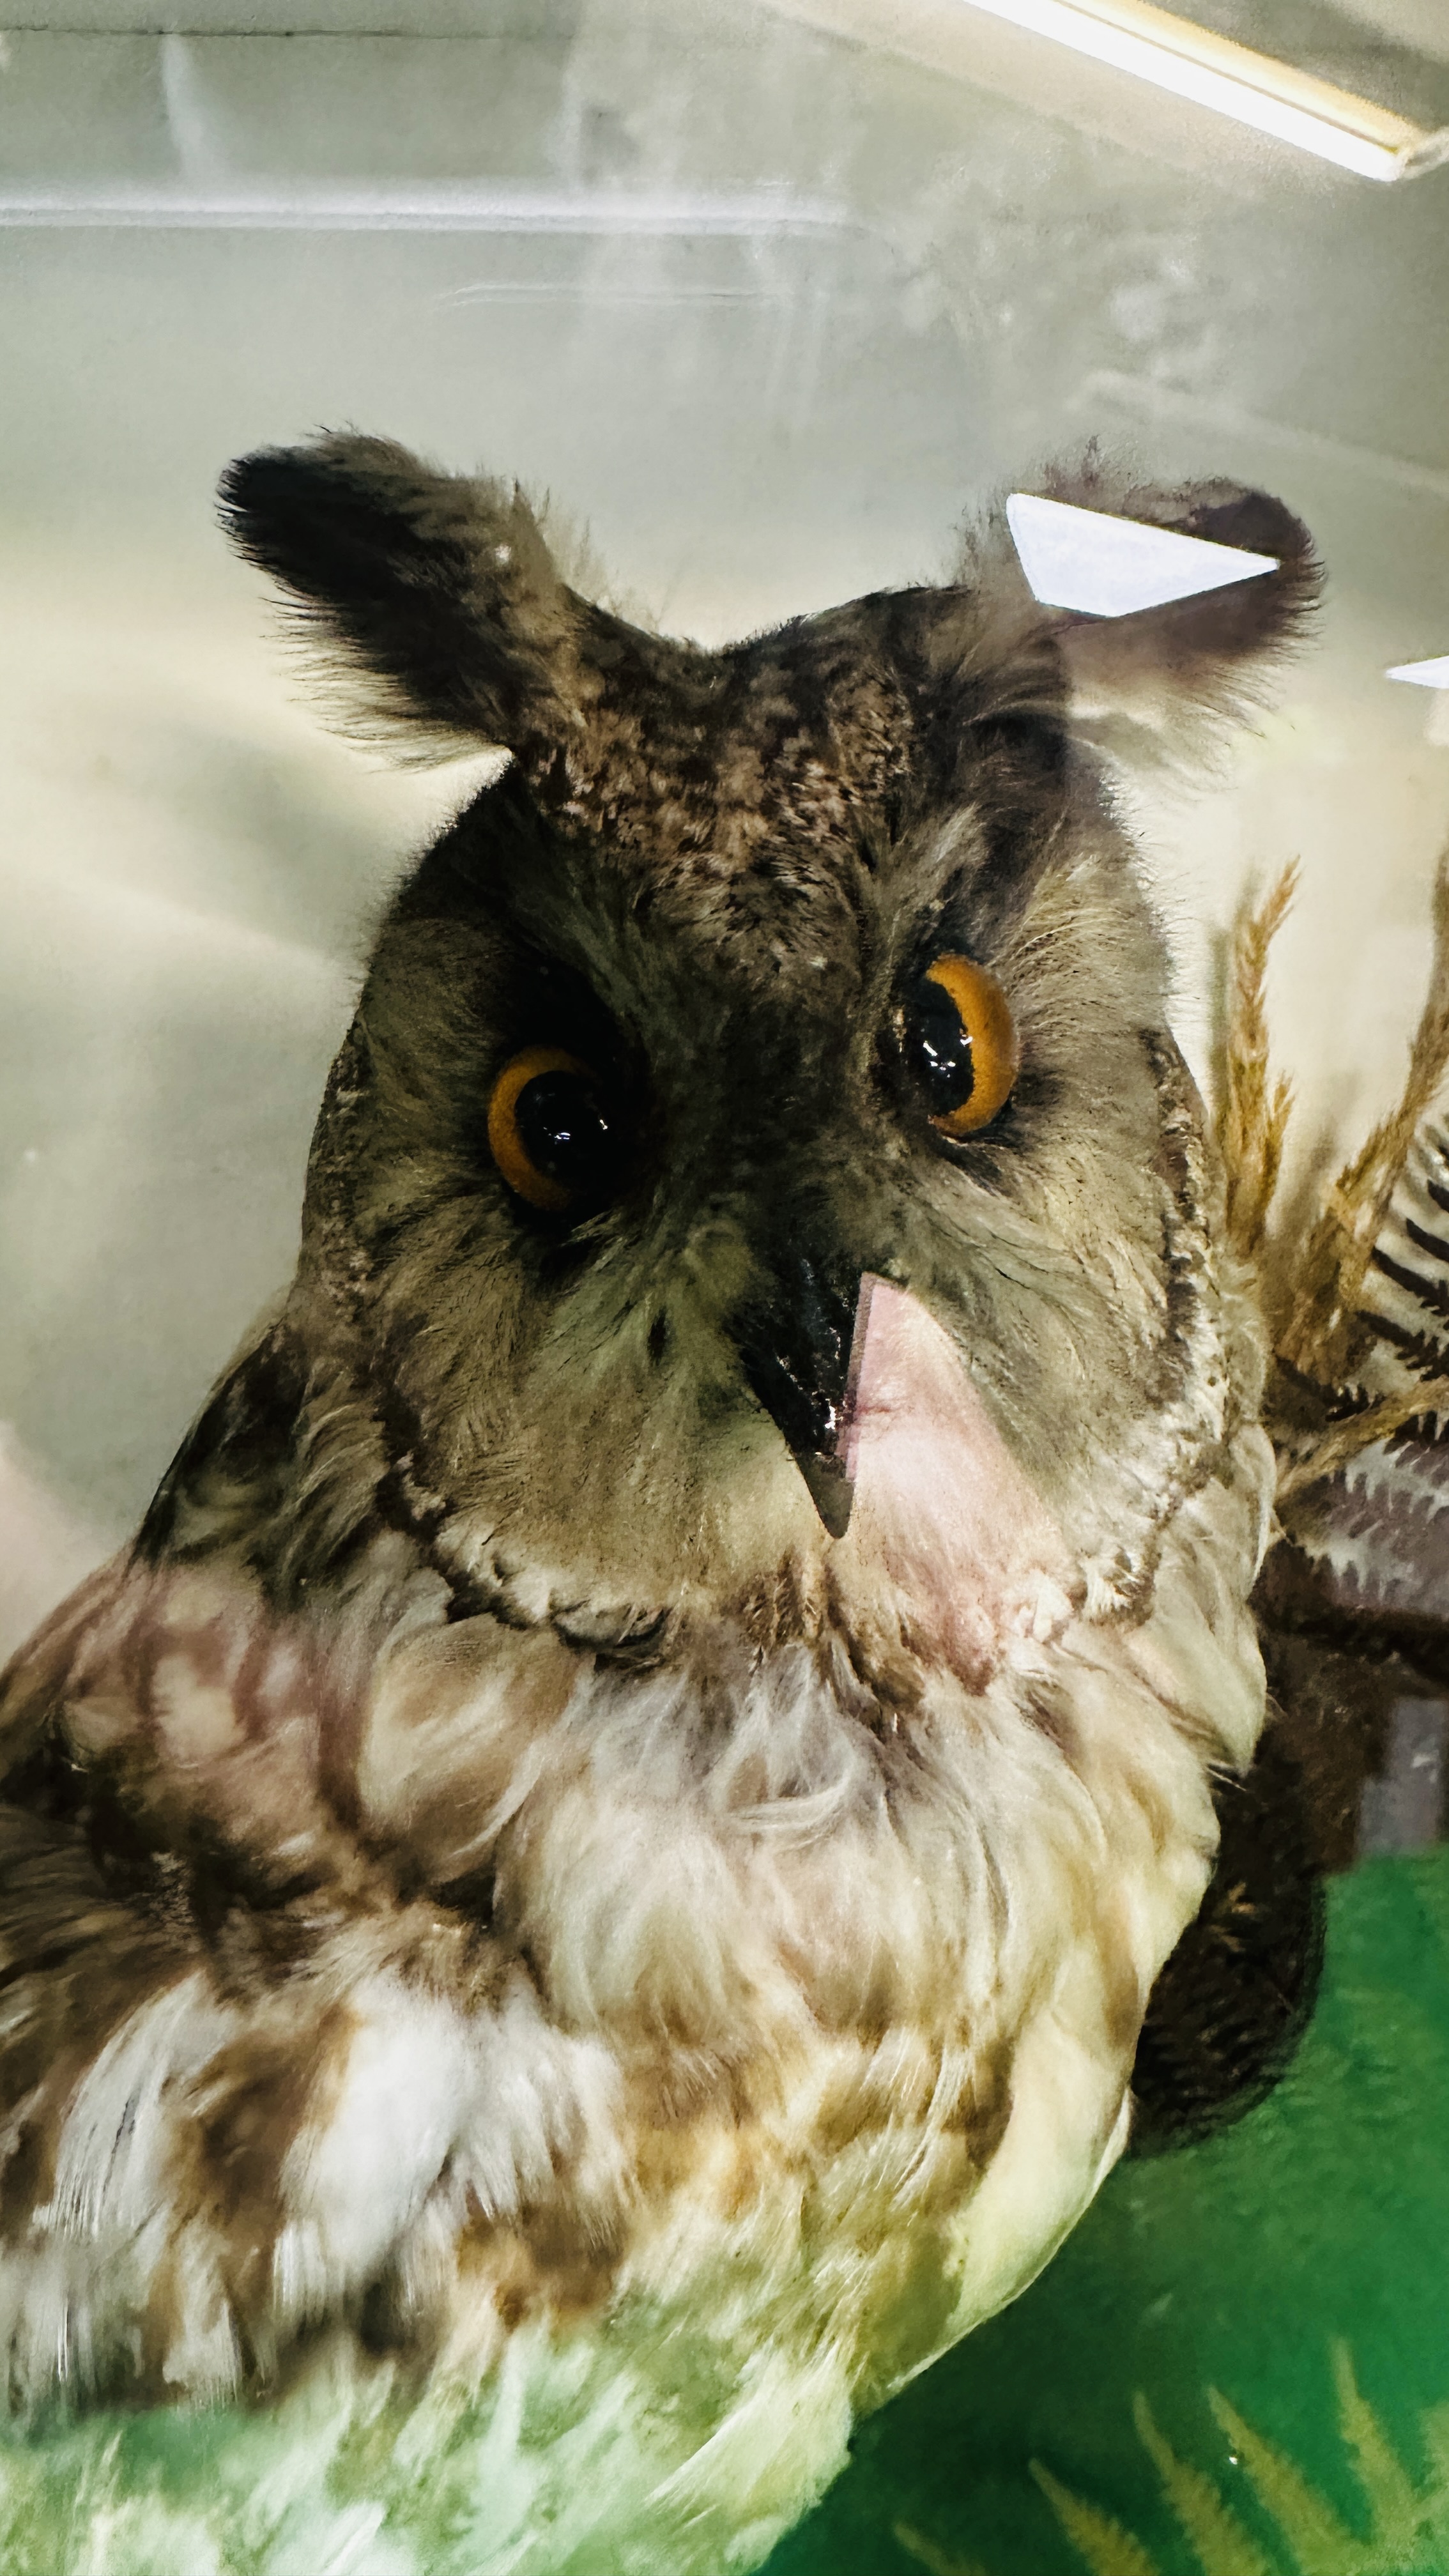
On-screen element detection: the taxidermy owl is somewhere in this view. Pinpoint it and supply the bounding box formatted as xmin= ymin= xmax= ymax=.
xmin=4 ymin=433 xmax=1443 ymax=2576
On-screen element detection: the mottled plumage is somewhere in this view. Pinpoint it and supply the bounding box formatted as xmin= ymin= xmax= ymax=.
xmin=0 ymin=441 xmax=1339 ymax=2569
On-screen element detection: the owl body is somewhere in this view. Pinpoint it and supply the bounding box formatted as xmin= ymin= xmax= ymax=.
xmin=0 ymin=443 xmax=1314 ymax=2570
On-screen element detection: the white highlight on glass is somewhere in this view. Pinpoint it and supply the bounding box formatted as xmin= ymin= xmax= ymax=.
xmin=0 ymin=182 xmax=849 ymax=236
xmin=1386 ymin=656 xmax=1449 ymax=689
xmin=1006 ymin=492 xmax=1278 ymax=618
xmin=958 ymin=0 xmax=1449 ymax=182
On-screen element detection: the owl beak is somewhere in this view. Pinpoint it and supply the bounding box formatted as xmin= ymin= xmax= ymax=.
xmin=735 ymin=1254 xmax=866 ymax=1539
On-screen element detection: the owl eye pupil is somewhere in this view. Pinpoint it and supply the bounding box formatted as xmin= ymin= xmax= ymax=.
xmin=906 ymin=976 xmax=975 ymax=1116
xmin=514 ymin=1071 xmax=615 ymax=1196
xmin=900 ymin=951 xmax=1020 ymax=1139
xmin=487 ymin=1043 xmax=627 ymax=1214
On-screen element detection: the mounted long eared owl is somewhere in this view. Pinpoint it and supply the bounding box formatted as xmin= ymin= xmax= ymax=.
xmin=6 ymin=434 xmax=1445 ymax=2575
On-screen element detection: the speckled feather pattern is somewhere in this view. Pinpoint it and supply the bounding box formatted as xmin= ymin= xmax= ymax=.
xmin=0 ymin=439 xmax=1319 ymax=2570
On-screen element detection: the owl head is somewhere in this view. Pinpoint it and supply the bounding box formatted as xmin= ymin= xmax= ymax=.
xmin=216 ymin=439 xmax=1315 ymax=1672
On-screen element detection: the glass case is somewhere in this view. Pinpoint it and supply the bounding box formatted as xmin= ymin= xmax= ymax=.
xmin=1 ymin=5 xmax=1446 ymax=2570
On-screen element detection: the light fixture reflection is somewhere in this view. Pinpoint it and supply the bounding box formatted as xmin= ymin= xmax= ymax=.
xmin=1007 ymin=491 xmax=1278 ymax=618
xmin=1386 ymin=657 xmax=1449 ymax=689
xmin=1388 ymin=657 xmax=1449 ymax=747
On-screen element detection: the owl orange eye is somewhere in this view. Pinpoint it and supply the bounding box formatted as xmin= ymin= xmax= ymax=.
xmin=486 ymin=1046 xmax=620 ymax=1213
xmin=903 ymin=953 xmax=1020 ymax=1138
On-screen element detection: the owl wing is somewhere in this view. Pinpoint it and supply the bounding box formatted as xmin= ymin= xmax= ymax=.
xmin=0 ymin=1472 xmax=610 ymax=2407
xmin=0 ymin=1548 xmax=398 ymax=2399
xmin=1128 ymin=1723 xmax=1324 ymax=2157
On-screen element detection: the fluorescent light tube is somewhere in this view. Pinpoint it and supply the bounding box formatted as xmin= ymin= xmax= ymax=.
xmin=958 ymin=0 xmax=1449 ymax=180
xmin=1008 ymin=492 xmax=1278 ymax=616
xmin=1386 ymin=656 xmax=1449 ymax=688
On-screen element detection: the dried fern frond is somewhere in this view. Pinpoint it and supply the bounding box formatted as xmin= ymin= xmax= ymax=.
xmin=1130 ymin=2396 xmax=1275 ymax=2576
xmin=1029 ymin=2346 xmax=1449 ymax=2576
xmin=1278 ymin=842 xmax=1449 ymax=1386
xmin=1204 ymin=2398 xmax=1360 ymax=2572
xmin=1275 ymin=1381 xmax=1449 ymax=1504
xmin=1031 ymin=2461 xmax=1160 ymax=2576
xmin=1331 ymin=2343 xmax=1426 ymax=2546
xmin=1218 ymin=861 xmax=1298 ymax=1273
xmin=893 ymin=2520 xmax=993 ymax=2576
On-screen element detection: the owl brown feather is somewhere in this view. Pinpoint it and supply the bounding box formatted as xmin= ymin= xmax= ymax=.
xmin=0 ymin=441 xmax=1325 ymax=2566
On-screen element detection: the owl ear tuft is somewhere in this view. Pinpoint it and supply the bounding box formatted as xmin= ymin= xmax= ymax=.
xmin=218 ymin=433 xmax=586 ymax=766
xmin=1002 ymin=464 xmax=1322 ymax=767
